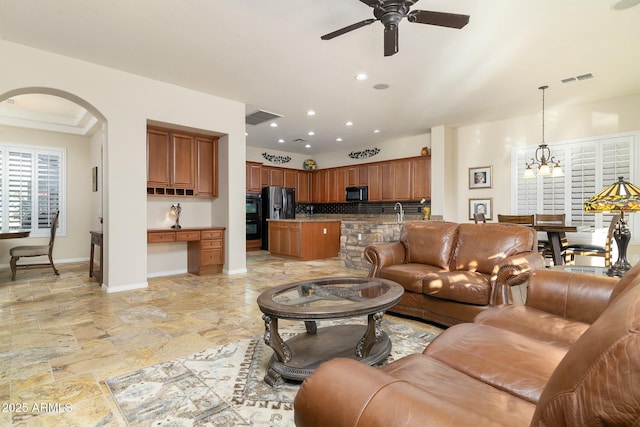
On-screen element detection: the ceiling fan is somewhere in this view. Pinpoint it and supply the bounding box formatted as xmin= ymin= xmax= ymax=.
xmin=321 ymin=0 xmax=470 ymax=57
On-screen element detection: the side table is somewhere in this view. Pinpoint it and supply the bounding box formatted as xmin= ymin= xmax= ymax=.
xmin=90 ymin=231 xmax=103 ymax=283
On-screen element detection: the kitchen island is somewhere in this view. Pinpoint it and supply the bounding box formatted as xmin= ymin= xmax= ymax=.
xmin=267 ymin=219 xmax=341 ymax=261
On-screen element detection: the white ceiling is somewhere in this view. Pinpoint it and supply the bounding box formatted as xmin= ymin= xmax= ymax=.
xmin=1 ymin=0 xmax=639 ymax=153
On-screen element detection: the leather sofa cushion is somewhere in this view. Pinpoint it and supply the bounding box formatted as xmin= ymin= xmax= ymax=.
xmin=424 ymin=323 xmax=567 ymax=403
xmin=475 ymin=305 xmax=590 ymax=349
xmin=378 ymin=263 xmax=445 ymax=293
xmin=452 ymin=223 xmax=535 ymax=274
xmin=400 ymin=221 xmax=458 ymax=269
xmin=294 ymin=355 xmax=536 ymax=427
xmin=532 ymin=276 xmax=640 ymax=426
xmin=422 ymin=271 xmax=490 ymax=305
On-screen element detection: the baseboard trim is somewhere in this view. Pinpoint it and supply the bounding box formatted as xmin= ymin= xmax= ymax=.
xmin=102 ymin=281 xmax=148 ymax=293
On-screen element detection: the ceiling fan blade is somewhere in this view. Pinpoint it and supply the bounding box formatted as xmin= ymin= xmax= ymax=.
xmin=321 ymin=18 xmax=377 ymax=40
xmin=407 ymin=10 xmax=470 ymax=29
xmin=384 ymin=25 xmax=398 ymax=57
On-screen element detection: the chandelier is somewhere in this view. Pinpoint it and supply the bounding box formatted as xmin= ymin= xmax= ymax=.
xmin=523 ymin=85 xmax=563 ymax=178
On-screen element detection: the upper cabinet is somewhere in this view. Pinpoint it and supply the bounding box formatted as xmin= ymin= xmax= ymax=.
xmin=246 ymin=162 xmax=262 ymax=193
xmin=147 ymin=126 xmax=218 ymax=198
xmin=195 ymin=136 xmax=218 ymax=197
xmin=411 ymin=156 xmax=431 ymax=200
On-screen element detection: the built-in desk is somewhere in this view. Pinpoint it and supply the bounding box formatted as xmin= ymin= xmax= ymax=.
xmin=147 ymin=227 xmax=225 ymax=275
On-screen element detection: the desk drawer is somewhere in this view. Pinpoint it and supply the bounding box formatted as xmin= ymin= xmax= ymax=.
xmin=176 ymin=230 xmax=201 ymax=241
xmin=201 ymin=249 xmax=224 ymax=266
xmin=148 ymin=232 xmax=176 ymax=243
xmin=201 ymin=229 xmax=223 ymax=240
xmin=200 ymin=239 xmax=223 ymax=249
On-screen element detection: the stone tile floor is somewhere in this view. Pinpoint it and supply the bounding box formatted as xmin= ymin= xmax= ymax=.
xmin=0 ymin=251 xmax=437 ymax=426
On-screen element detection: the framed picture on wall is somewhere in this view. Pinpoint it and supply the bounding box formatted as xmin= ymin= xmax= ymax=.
xmin=469 ymin=198 xmax=493 ymax=220
xmin=469 ymin=166 xmax=492 ymax=189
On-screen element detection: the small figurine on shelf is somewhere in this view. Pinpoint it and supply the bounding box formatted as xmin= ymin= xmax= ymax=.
xmin=170 ymin=203 xmax=182 ymax=229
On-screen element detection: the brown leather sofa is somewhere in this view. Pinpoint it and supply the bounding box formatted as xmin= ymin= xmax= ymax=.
xmin=364 ymin=221 xmax=545 ymax=326
xmin=294 ymin=263 xmax=640 ymax=427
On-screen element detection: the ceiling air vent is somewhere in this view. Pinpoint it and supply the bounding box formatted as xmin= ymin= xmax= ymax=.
xmin=561 ymin=73 xmax=594 ymax=85
xmin=245 ymin=110 xmax=283 ymax=125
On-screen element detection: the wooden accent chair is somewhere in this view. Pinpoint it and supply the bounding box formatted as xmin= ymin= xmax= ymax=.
xmin=10 ymin=210 xmax=60 ymax=281
xmin=497 ymin=214 xmax=534 ymax=226
xmin=564 ymin=214 xmax=620 ymax=267
xmin=473 ymin=213 xmax=486 ymax=223
xmin=535 ymin=213 xmax=567 ymax=263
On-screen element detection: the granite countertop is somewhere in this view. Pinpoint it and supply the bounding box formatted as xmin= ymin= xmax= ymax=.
xmin=266 ymin=218 xmax=342 ymax=223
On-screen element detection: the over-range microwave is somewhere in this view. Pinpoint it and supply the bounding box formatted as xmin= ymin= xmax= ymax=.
xmin=345 ymin=186 xmax=368 ymax=202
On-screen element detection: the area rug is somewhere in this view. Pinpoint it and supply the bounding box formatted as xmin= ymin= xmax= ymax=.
xmin=105 ymin=318 xmax=440 ymax=427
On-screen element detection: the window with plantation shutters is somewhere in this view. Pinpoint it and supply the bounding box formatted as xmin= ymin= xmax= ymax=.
xmin=513 ymin=133 xmax=636 ymax=231
xmin=0 ymin=144 xmax=64 ymax=236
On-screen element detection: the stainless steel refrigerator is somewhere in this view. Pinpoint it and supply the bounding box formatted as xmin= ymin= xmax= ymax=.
xmin=261 ymin=186 xmax=296 ymax=250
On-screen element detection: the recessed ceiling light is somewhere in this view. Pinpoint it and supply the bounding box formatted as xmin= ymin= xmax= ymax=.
xmin=278 ymin=139 xmax=285 ymax=143
xmin=308 ymin=131 xmax=315 ymax=136
xmin=336 ymin=137 xmax=343 ymax=142
xmin=345 ymin=121 xmax=353 ymax=127
xmin=307 ymin=110 xmax=316 ymax=116
xmin=355 ymin=73 xmax=368 ymax=81
xmin=305 ymin=144 xmax=311 ymax=148
xmin=270 ymin=122 xmax=278 ymax=128
xmin=373 ymin=129 xmax=381 ymax=134
xmin=373 ymin=83 xmax=390 ymax=90
xmin=245 ymin=132 xmax=248 ymax=136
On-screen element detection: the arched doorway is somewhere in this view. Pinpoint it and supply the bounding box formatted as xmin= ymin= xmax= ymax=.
xmin=0 ymin=87 xmax=107 ymax=283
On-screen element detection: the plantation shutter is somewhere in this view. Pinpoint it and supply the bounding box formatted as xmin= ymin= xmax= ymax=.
xmin=513 ymin=133 xmax=635 ymax=230
xmin=37 ymin=152 xmax=61 ymax=230
xmin=7 ymin=149 xmax=33 ymax=231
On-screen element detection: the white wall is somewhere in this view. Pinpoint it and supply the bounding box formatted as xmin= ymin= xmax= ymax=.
xmin=248 ymin=133 xmax=431 ymax=170
xmin=1 ymin=40 xmax=246 ymax=291
xmin=451 ymin=92 xmax=640 ymax=259
xmin=0 ymin=125 xmax=92 ymax=268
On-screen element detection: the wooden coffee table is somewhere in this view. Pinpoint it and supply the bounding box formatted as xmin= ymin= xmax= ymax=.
xmin=257 ymin=276 xmax=404 ymax=386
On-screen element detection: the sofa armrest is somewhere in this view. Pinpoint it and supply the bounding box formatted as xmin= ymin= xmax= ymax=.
xmin=492 ymin=252 xmax=546 ymax=305
xmin=364 ymin=241 xmax=406 ymax=277
xmin=524 ymin=269 xmax=618 ymax=323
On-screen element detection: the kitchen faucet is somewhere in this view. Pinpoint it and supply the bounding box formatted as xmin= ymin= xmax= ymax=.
xmin=394 ymin=202 xmax=404 ymax=223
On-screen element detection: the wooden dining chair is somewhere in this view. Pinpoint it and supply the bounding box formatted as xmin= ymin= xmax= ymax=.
xmin=563 ymin=214 xmax=620 ymax=267
xmin=9 ymin=210 xmax=60 ymax=281
xmin=497 ymin=214 xmax=534 ymax=226
xmin=473 ymin=213 xmax=486 ymax=223
xmin=535 ymin=213 xmax=567 ymax=262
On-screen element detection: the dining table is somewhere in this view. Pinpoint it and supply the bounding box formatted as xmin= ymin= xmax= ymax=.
xmin=532 ymin=224 xmax=577 ymax=266
xmin=0 ymin=230 xmax=30 ymax=239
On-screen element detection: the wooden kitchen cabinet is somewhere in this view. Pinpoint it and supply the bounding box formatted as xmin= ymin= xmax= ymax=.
xmin=284 ymin=169 xmax=297 ymax=189
xmin=147 ymin=126 xmax=218 ymax=198
xmin=147 ymin=128 xmax=171 ymax=187
xmin=393 ymin=158 xmax=413 ymax=200
xmin=268 ymin=220 xmax=339 ymax=261
xmin=328 ymin=168 xmax=347 ymax=202
xmin=246 ymin=161 xmax=262 ymax=193
xmin=296 ymin=170 xmax=311 ymax=203
xmin=312 ymin=169 xmax=329 ymax=202
xmin=411 ymin=156 xmax=431 ymax=200
xmin=367 ymin=164 xmax=383 ymax=201
xmin=171 ymin=133 xmax=196 ymax=189
xmin=195 ymin=136 xmax=218 ymax=197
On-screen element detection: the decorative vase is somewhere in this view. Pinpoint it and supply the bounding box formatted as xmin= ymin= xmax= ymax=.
xmin=422 ymin=207 xmax=431 ymax=220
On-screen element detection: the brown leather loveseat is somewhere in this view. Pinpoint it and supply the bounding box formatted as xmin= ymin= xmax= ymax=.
xmin=364 ymin=221 xmax=544 ymax=326
xmin=294 ymin=263 xmax=640 ymax=426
